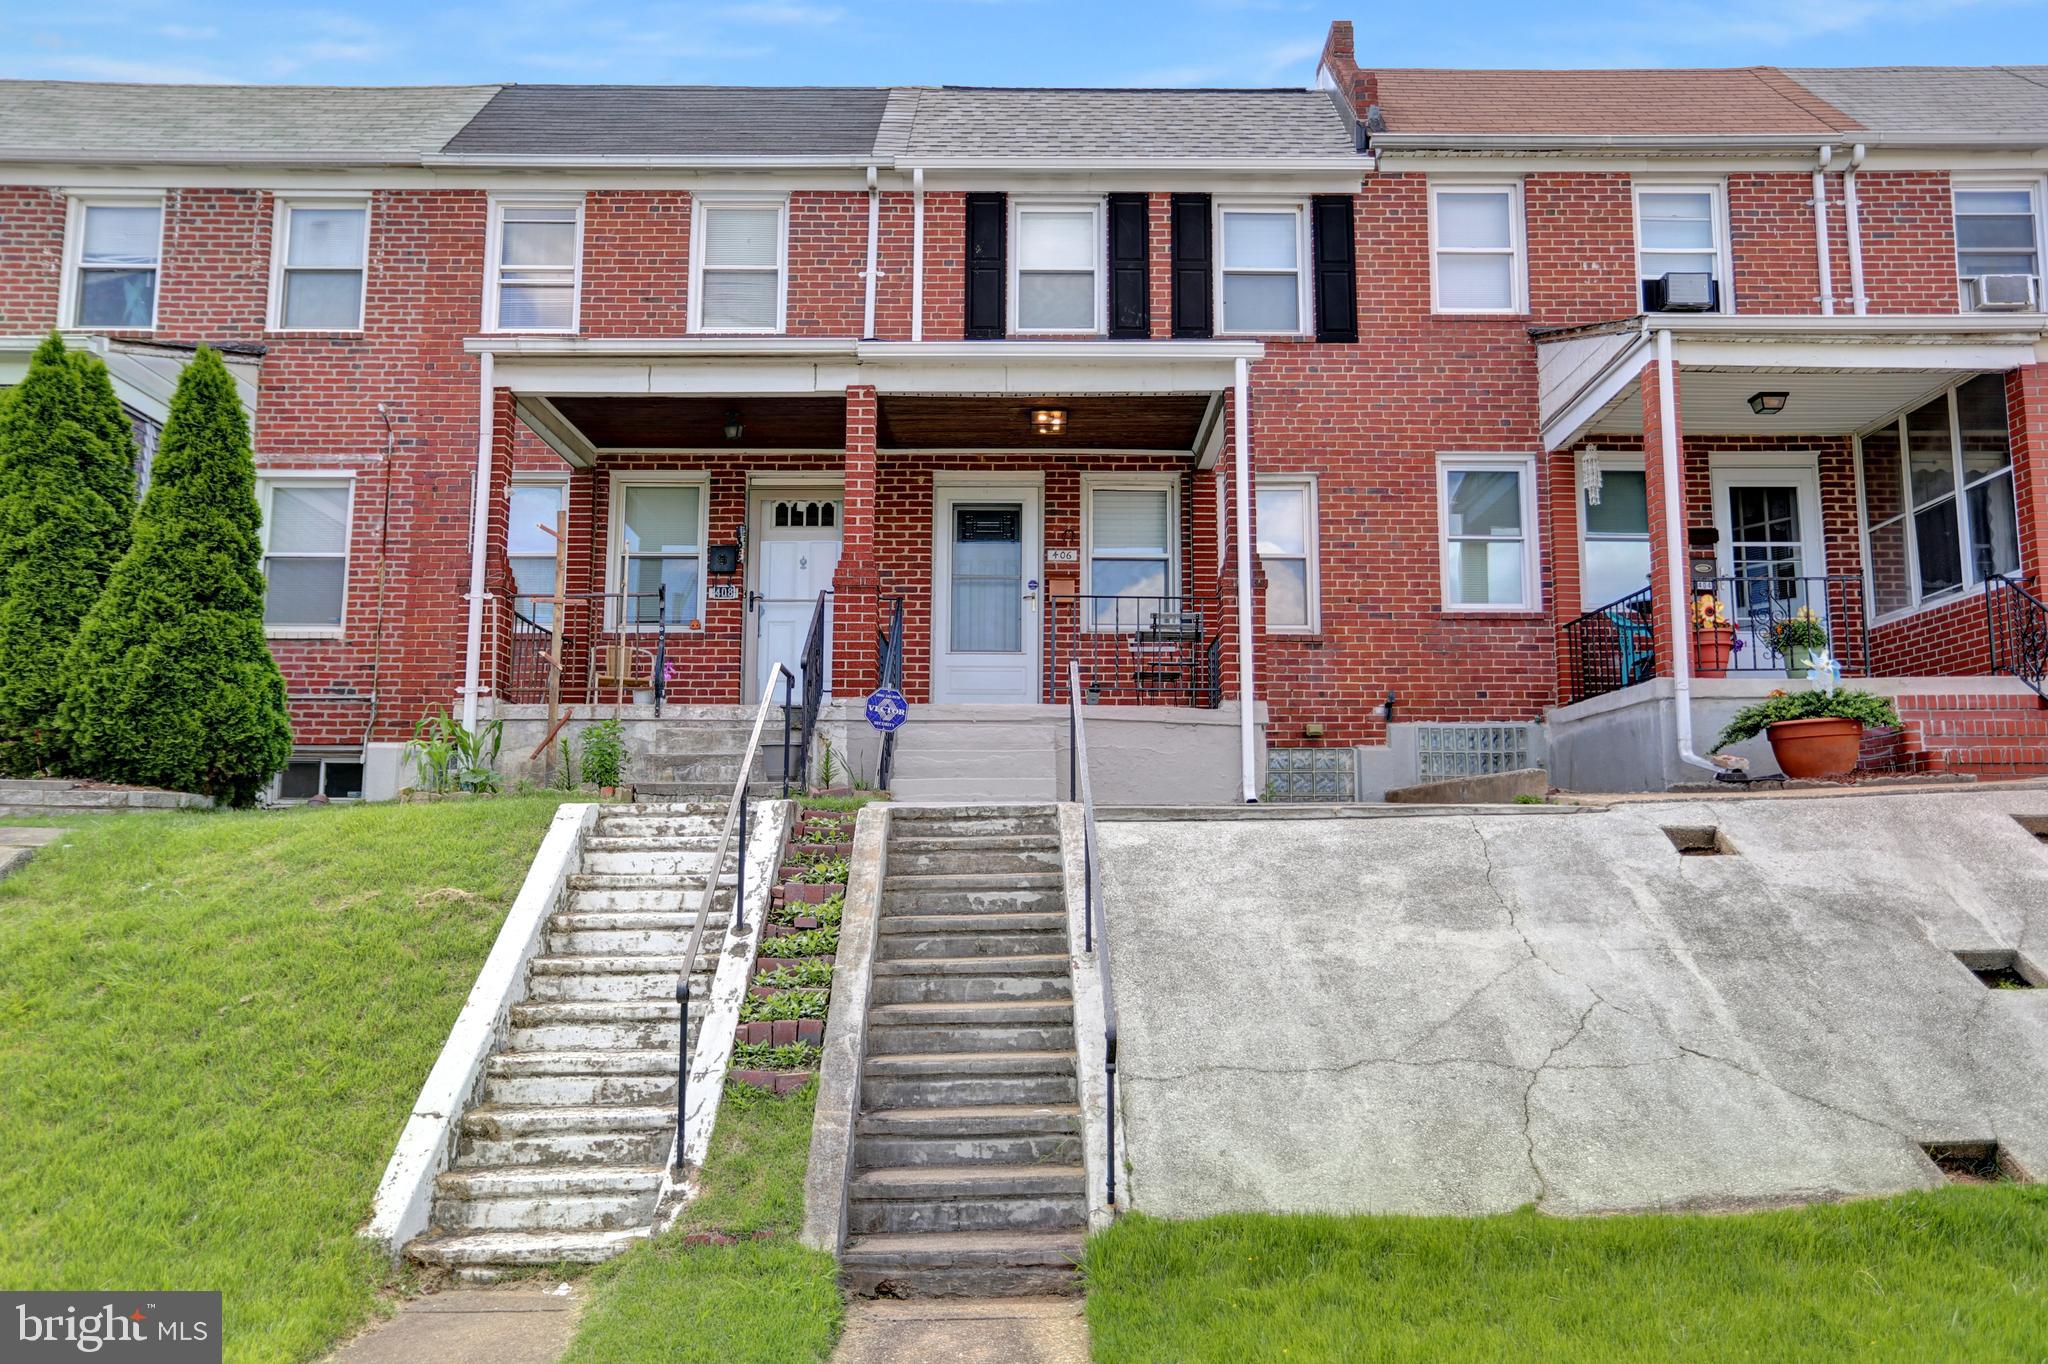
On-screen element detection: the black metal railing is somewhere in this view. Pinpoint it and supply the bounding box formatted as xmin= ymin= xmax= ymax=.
xmin=504 ymin=587 xmax=695 ymax=712
xmin=1046 ymin=594 xmax=1225 ymax=708
xmin=875 ymin=596 xmax=906 ymax=791
xmin=1692 ymin=573 xmax=1869 ymax=678
xmin=1065 ymin=659 xmax=1119 ymax=1208
xmin=782 ymin=590 xmax=829 ymax=793
xmin=1558 ymin=586 xmax=1657 ymax=706
xmin=1988 ymin=573 xmax=2048 ymax=699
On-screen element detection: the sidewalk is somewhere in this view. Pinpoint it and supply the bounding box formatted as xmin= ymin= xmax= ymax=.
xmin=832 ymin=1298 xmax=1090 ymax=1364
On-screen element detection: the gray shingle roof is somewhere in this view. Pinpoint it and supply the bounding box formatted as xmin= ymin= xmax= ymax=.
xmin=897 ymin=87 xmax=1357 ymax=161
xmin=1784 ymin=67 xmax=2048 ymax=137
xmin=440 ymin=85 xmax=892 ymax=159
xmin=0 ymin=81 xmax=500 ymax=163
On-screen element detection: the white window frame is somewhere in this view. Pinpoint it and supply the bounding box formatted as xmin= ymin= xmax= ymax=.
xmin=1951 ymin=176 xmax=2047 ymax=311
xmin=1631 ymin=179 xmax=1732 ymax=314
xmin=1854 ymin=374 xmax=2019 ymax=624
xmin=61 ymin=193 xmax=166 ymax=331
xmin=1080 ymin=474 xmax=1181 ymax=631
xmin=689 ymin=196 xmax=789 ymax=335
xmin=257 ymin=471 xmax=355 ymax=639
xmin=606 ymin=471 xmax=710 ymax=632
xmin=267 ymin=194 xmax=371 ymax=333
xmin=270 ymin=750 xmax=367 ymax=803
xmin=1427 ymin=180 xmax=1527 ymax=316
xmin=1007 ymin=197 xmax=1106 ymax=335
xmin=508 ymin=477 xmax=569 ymax=616
xmin=1256 ymin=473 xmax=1320 ymax=634
xmin=1576 ymin=452 xmax=1653 ymax=611
xmin=1436 ymin=453 xmax=1541 ymax=613
xmin=484 ymin=193 xmax=583 ymax=334
xmin=1213 ymin=199 xmax=1312 ymax=337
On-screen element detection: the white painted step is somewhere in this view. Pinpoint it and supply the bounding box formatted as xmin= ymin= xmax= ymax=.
xmin=408 ymin=1227 xmax=652 ymax=1267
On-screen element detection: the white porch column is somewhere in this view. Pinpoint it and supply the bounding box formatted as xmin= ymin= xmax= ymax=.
xmin=459 ymin=351 xmax=495 ymax=733
xmin=1233 ymin=356 xmax=1259 ymax=802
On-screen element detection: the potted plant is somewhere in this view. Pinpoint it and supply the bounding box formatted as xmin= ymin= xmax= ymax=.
xmin=1772 ymin=607 xmax=1829 ymax=679
xmin=1691 ymin=593 xmax=1736 ymax=678
xmin=1713 ymin=685 xmax=1900 ymax=780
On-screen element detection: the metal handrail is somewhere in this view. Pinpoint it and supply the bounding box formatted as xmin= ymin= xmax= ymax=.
xmin=786 ymin=591 xmax=829 ymax=793
xmin=876 ymin=596 xmax=905 ymax=790
xmin=672 ymin=662 xmax=793 ymax=1171
xmin=1558 ymin=585 xmax=1657 ymax=706
xmin=1987 ymin=573 xmax=2048 ymax=699
xmin=1066 ymin=659 xmax=1119 ymax=1206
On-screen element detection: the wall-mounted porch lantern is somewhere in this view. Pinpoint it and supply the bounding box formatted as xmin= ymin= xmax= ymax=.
xmin=1747 ymin=391 xmax=1789 ymax=416
xmin=723 ymin=407 xmax=745 ymax=442
xmin=1032 ymin=407 xmax=1067 ymax=436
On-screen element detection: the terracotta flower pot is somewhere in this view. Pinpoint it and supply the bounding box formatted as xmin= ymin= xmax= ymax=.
xmin=1766 ymin=716 xmax=1864 ymax=780
xmin=1694 ymin=626 xmax=1736 ymax=678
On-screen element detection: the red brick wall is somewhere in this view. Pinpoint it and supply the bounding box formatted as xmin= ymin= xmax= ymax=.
xmin=1853 ymin=170 xmax=1957 ymax=314
xmin=1526 ymin=172 xmax=1638 ymax=321
xmin=0 ymin=187 xmax=64 ymax=329
xmin=1730 ymin=172 xmax=1829 ymax=314
xmin=579 ymin=190 xmax=691 ymax=335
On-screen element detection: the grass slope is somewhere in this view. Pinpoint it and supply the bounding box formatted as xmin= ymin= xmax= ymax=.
xmin=565 ymin=1081 xmax=842 ymax=1364
xmin=0 ymin=796 xmax=584 ymax=1363
xmin=1086 ymin=1192 xmax=2048 ymax=1363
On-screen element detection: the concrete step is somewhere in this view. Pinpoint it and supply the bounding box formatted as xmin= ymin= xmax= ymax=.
xmin=869 ymin=955 xmax=1072 ymax=1005
xmin=583 ymin=847 xmax=718 ymax=877
xmin=461 ymin=1103 xmax=675 ymax=1139
xmin=839 ymin=1229 xmax=1085 ymax=1298
xmin=861 ymin=1067 xmax=1078 ymax=1110
xmin=866 ymin=1020 xmax=1075 ymax=1055
xmin=881 ymin=885 xmax=1064 ymax=916
xmin=546 ymin=912 xmax=727 ymax=956
xmin=431 ymin=1166 xmax=664 ymax=1232
xmin=525 ymin=957 xmax=711 ymax=1003
xmin=867 ymin=1000 xmax=1073 ymax=1029
xmin=507 ymin=1000 xmax=703 ymax=1051
xmin=594 ymin=814 xmax=721 ymax=840
xmin=888 ymin=776 xmax=1059 ymax=802
xmin=632 ymin=780 xmax=785 ymax=800
xmin=888 ymin=848 xmax=1063 ymax=877
xmin=886 ymin=812 xmax=1060 ymax=839
xmin=883 ymin=871 xmax=1065 ymax=893
xmin=848 ymin=1164 xmax=1087 ymax=1236
xmin=408 ymin=1227 xmax=652 ymax=1268
xmin=455 ymin=1126 xmax=672 ymax=1169
xmin=857 ymin=1104 xmax=1081 ymax=1139
xmin=887 ymin=833 xmax=1061 ymax=854
xmin=483 ymin=1050 xmax=677 ymax=1107
xmin=874 ymin=916 xmax=1067 ymax=961
xmin=877 ymin=911 xmax=1064 ymax=936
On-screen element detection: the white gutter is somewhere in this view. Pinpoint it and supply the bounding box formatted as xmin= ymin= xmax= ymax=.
xmin=1812 ymin=145 xmax=1836 ymax=317
xmin=1843 ymin=143 xmax=1869 ymax=316
xmin=459 ymin=350 xmax=495 ymax=734
xmin=910 ymin=168 xmax=925 ymax=344
xmin=1652 ymin=326 xmax=1719 ymax=780
xmin=861 ymin=165 xmax=880 ymax=341
xmin=1232 ymin=356 xmax=1259 ymax=803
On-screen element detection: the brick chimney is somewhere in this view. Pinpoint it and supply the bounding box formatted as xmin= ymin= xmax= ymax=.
xmin=1316 ymin=19 xmax=1377 ymax=137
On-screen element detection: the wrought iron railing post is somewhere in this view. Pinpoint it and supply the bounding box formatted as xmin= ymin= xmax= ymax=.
xmin=653 ymin=583 xmax=668 ymax=718
xmin=735 ymin=795 xmax=748 ymax=933
xmin=781 ymin=670 xmax=795 ymax=797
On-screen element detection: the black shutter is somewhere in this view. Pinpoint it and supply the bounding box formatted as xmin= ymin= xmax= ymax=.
xmin=1107 ymin=193 xmax=1150 ymax=338
xmin=1312 ymin=194 xmax=1357 ymax=343
xmin=964 ymin=193 xmax=1006 ymax=340
xmin=1169 ymin=193 xmax=1212 ymax=338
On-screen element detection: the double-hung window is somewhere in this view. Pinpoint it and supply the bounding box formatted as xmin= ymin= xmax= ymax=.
xmin=1430 ymin=183 xmax=1523 ymax=314
xmin=1439 ymin=455 xmax=1538 ymax=611
xmin=260 ymin=477 xmax=352 ymax=632
xmin=70 ymin=198 xmax=163 ymax=329
xmin=1954 ymin=183 xmax=2043 ymax=310
xmin=1635 ymin=184 xmax=1726 ymax=311
xmin=1580 ymin=461 xmax=1652 ymax=609
xmin=613 ymin=480 xmax=705 ymax=627
xmin=509 ymin=483 xmax=566 ymax=624
xmin=693 ymin=201 xmax=785 ymax=333
xmin=1084 ymin=481 xmax=1176 ymax=630
xmin=273 ymin=199 xmax=368 ymax=330
xmin=1217 ymin=204 xmax=1307 ymax=334
xmin=1257 ymin=477 xmax=1319 ymax=632
xmin=488 ymin=198 xmax=580 ymax=332
xmin=1011 ymin=201 xmax=1101 ymax=333
xmin=1859 ymin=373 xmax=2019 ymax=617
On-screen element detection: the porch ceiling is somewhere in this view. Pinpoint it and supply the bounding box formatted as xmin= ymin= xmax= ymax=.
xmin=877 ymin=393 xmax=1213 ymax=452
xmin=544 ymin=394 xmax=848 ymax=451
xmin=1587 ymin=365 xmax=1964 ymax=438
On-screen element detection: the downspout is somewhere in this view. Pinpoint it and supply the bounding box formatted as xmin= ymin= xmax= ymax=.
xmin=910 ymin=168 xmax=925 ymax=343
xmin=1812 ymin=145 xmax=1836 ymax=316
xmin=1843 ymin=143 xmax=1869 ymax=315
xmin=861 ymin=165 xmax=879 ymax=340
xmin=1655 ymin=326 xmax=1719 ymax=779
xmin=1232 ymin=357 xmax=1259 ymax=802
xmin=459 ymin=351 xmax=495 ymax=734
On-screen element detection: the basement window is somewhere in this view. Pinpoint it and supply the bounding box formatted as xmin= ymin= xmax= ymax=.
xmin=1921 ymin=1140 xmax=2033 ymax=1184
xmin=1953 ymin=949 xmax=2044 ymax=989
xmin=1664 ymin=826 xmax=1735 ymax=856
xmin=274 ymin=754 xmax=365 ymax=802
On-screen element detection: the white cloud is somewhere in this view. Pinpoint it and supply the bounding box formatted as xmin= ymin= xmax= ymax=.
xmin=1124 ymin=36 xmax=1321 ymax=87
xmin=17 ymin=53 xmax=234 ymax=83
xmin=713 ymin=2 xmax=847 ymax=24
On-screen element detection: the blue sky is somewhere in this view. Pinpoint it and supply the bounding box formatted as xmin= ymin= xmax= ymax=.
xmin=6 ymin=0 xmax=2046 ymax=87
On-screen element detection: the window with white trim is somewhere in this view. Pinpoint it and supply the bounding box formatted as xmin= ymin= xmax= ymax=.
xmin=1439 ymin=456 xmax=1538 ymax=611
xmin=488 ymin=198 xmax=580 ymax=332
xmin=1634 ymin=184 xmax=1727 ymax=312
xmin=273 ymin=200 xmax=368 ymax=330
xmin=275 ymin=752 xmax=365 ymax=801
xmin=1580 ymin=461 xmax=1651 ymax=609
xmin=1217 ymin=204 xmax=1307 ymax=333
xmin=1858 ymin=373 xmax=2018 ymax=618
xmin=71 ymin=199 xmax=162 ymax=329
xmin=1954 ymin=184 xmax=2042 ymax=309
xmin=1430 ymin=183 xmax=1523 ymax=314
xmin=613 ymin=480 xmax=705 ymax=627
xmin=693 ymin=201 xmax=785 ymax=333
xmin=509 ymin=482 xmax=565 ymax=624
xmin=259 ymin=478 xmax=351 ymax=630
xmin=1011 ymin=201 xmax=1102 ymax=333
xmin=1084 ymin=481 xmax=1176 ymax=628
xmin=1257 ymin=477 xmax=1318 ymax=632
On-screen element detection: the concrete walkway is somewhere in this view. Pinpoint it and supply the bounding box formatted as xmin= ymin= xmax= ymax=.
xmin=327 ymin=1288 xmax=581 ymax=1364
xmin=0 ymin=825 xmax=64 ymax=881
xmin=832 ymin=1298 xmax=1089 ymax=1364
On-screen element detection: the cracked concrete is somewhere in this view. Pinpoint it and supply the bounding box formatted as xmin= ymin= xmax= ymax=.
xmin=1098 ymin=786 xmax=2048 ymax=1217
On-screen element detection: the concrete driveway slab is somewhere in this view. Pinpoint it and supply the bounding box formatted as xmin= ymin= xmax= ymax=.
xmin=831 ymin=1297 xmax=1089 ymax=1364
xmin=327 ymin=1288 xmax=580 ymax=1364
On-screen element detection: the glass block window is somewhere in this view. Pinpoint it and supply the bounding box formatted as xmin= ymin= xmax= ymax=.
xmin=1266 ymin=748 xmax=1358 ymax=803
xmin=1416 ymin=724 xmax=1533 ymax=782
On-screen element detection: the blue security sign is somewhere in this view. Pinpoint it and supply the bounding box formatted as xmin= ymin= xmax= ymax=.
xmin=865 ymin=687 xmax=908 ymax=733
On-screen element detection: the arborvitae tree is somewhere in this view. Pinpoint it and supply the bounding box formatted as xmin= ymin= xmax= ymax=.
xmin=59 ymin=347 xmax=292 ymax=805
xmin=0 ymin=334 xmax=135 ymax=774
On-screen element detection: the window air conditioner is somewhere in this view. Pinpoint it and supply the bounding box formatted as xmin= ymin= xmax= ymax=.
xmin=1643 ymin=272 xmax=1717 ymax=312
xmin=1969 ymin=274 xmax=2037 ymax=312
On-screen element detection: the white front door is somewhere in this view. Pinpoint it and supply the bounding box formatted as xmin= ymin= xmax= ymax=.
xmin=933 ymin=483 xmax=1042 ymax=703
xmin=1710 ymin=460 xmax=1827 ymax=662
xmin=751 ymin=492 xmax=842 ymax=703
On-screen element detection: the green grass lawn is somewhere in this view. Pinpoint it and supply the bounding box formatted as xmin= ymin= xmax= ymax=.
xmin=1085 ymin=1190 xmax=2048 ymax=1363
xmin=0 ymin=795 xmax=588 ymax=1363
xmin=564 ymin=1081 xmax=843 ymax=1364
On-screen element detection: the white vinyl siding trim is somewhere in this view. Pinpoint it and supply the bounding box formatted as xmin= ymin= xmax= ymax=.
xmin=1428 ymin=181 xmax=1525 ymax=315
xmin=690 ymin=198 xmax=788 ymax=334
xmin=1437 ymin=454 xmax=1540 ymax=612
xmin=1256 ymin=474 xmax=1319 ymax=633
xmin=1631 ymin=180 xmax=1731 ymax=313
xmin=1214 ymin=200 xmax=1310 ymax=336
xmin=269 ymin=197 xmax=369 ymax=332
xmin=259 ymin=473 xmax=354 ymax=637
xmin=1009 ymin=199 xmax=1104 ymax=335
xmin=486 ymin=195 xmax=582 ymax=334
xmin=64 ymin=194 xmax=165 ymax=331
xmin=606 ymin=473 xmax=710 ymax=631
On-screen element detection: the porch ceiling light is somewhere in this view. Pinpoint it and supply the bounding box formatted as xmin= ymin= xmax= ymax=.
xmin=723 ymin=408 xmax=744 ymax=442
xmin=1032 ymin=407 xmax=1067 ymax=436
xmin=1747 ymin=391 xmax=1789 ymax=416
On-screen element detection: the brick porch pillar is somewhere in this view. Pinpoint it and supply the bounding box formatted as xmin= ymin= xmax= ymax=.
xmin=832 ymin=384 xmax=881 ymax=695
xmin=1547 ymin=448 xmax=1584 ymax=702
xmin=1640 ymin=355 xmax=1686 ymax=677
xmin=2007 ymin=364 xmax=2048 ymax=588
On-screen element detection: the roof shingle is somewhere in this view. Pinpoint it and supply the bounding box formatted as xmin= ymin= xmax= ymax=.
xmin=898 ymin=87 xmax=1356 ymax=160
xmin=441 ymin=84 xmax=892 ymax=159
xmin=1373 ymin=68 xmax=1862 ymax=136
